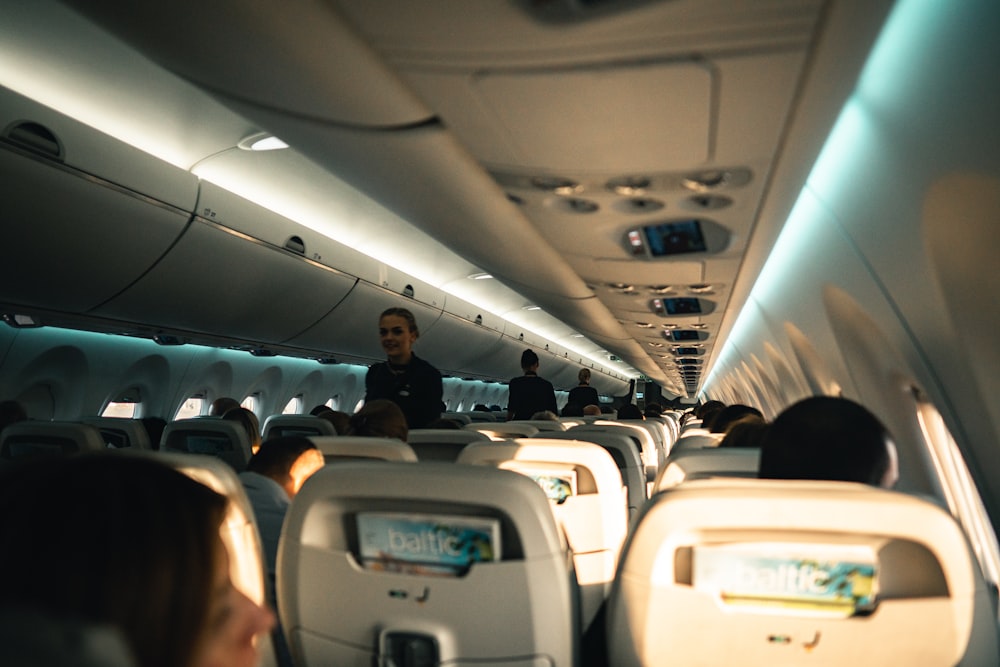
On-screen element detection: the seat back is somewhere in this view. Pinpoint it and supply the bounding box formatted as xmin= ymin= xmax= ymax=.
xmin=608 ymin=478 xmax=999 ymax=666
xmin=308 ymin=435 xmax=417 ymax=463
xmin=457 ymin=438 xmax=628 ymax=630
xmin=261 ymin=414 xmax=338 ymax=440
xmin=79 ymin=417 xmax=154 ymax=450
xmin=461 ymin=410 xmax=496 ymax=423
xmin=512 ymin=419 xmax=567 ymax=432
xmin=619 ymin=419 xmax=669 ymax=467
xmin=570 ymin=422 xmax=658 ymax=485
xmin=278 ymin=461 xmax=578 ymax=667
xmin=406 ymin=428 xmax=491 ymax=462
xmin=536 ymin=429 xmax=646 ymax=523
xmin=671 ymin=430 xmax=724 ymax=452
xmin=654 ymin=447 xmax=761 ymax=491
xmin=440 ymin=411 xmax=472 ymax=425
xmin=0 ymin=421 xmax=107 ymax=461
xmin=160 ymin=418 xmax=252 ymax=470
xmin=463 ymin=421 xmax=539 ymax=439
xmin=152 ymin=451 xmax=277 ymax=667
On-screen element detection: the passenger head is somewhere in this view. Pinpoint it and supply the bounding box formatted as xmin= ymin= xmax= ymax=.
xmin=710 ymin=404 xmax=764 ymax=434
xmin=378 ymin=307 xmax=419 ymax=364
xmin=643 ymin=403 xmax=663 ymax=418
xmin=0 ymin=454 xmax=274 ymax=667
xmin=616 ymin=403 xmax=643 ymax=420
xmin=473 ymin=404 xmax=491 ymax=412
xmin=222 ymin=407 xmax=261 ymax=454
xmin=520 ymin=348 xmax=540 ymax=372
xmin=758 ymin=396 xmax=898 ymax=488
xmin=315 ymin=409 xmax=350 ymax=435
xmin=718 ymin=415 xmax=770 ymax=448
xmin=246 ymin=436 xmax=324 ymax=498
xmin=531 ymin=410 xmax=559 ymax=421
xmin=348 ymin=399 xmax=409 ymax=442
xmin=0 ymin=399 xmax=28 ymax=435
xmin=209 ymin=396 xmax=241 ymax=417
xmin=577 ymin=368 xmax=591 ymax=385
xmin=583 ymin=404 xmax=602 ymax=416
xmin=561 ymin=403 xmax=585 ymax=417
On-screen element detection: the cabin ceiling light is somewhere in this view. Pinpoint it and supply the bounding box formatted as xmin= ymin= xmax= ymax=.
xmin=607 ymin=175 xmax=651 ymax=196
xmin=635 ymin=322 xmax=654 ymax=328
xmin=649 ymin=285 xmax=674 ymax=294
xmin=522 ymin=305 xmax=541 ymax=311
xmin=467 ymin=272 xmax=493 ymax=280
xmin=531 ymin=175 xmax=579 ymax=195
xmin=237 ymin=132 xmax=289 ymax=151
xmin=689 ymin=323 xmax=708 ymax=329
xmin=688 ymin=284 xmax=715 ymax=294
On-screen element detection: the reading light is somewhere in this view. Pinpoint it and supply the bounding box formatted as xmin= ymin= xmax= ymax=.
xmin=1 ymin=313 xmax=42 ymax=328
xmin=237 ymin=132 xmax=289 ymax=151
xmin=467 ymin=272 xmax=493 ymax=280
xmin=522 ymin=305 xmax=542 ymax=311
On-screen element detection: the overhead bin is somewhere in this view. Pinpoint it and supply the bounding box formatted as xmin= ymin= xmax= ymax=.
xmin=92 ymin=187 xmax=358 ymax=345
xmin=285 ymin=279 xmax=443 ymax=362
xmin=0 ymin=86 xmax=197 ymax=313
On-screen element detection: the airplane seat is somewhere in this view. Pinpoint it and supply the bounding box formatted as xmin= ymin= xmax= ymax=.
xmin=440 ymin=411 xmax=472 ymax=425
xmin=670 ymin=431 xmax=725 ymax=452
xmin=151 ymin=451 xmax=279 ymax=667
xmin=534 ymin=429 xmax=647 ymax=524
xmin=462 ymin=410 xmax=497 ymax=423
xmin=456 ymin=438 xmax=629 ymax=632
xmin=511 ymin=419 xmax=568 ymax=432
xmin=0 ymin=421 xmax=106 ymax=461
xmin=278 ymin=461 xmax=578 ymax=667
xmin=261 ymin=414 xmax=337 ymax=440
xmin=308 ymin=435 xmax=417 ymax=463
xmin=160 ymin=418 xmax=252 ymax=470
xmin=405 ymin=428 xmax=491 ymax=462
xmin=654 ymin=447 xmax=761 ymax=491
xmin=619 ymin=419 xmax=668 ymax=468
xmin=569 ymin=422 xmax=658 ymax=488
xmin=80 ymin=417 xmax=153 ymax=450
xmin=608 ymin=478 xmax=1000 ymax=666
xmin=464 ymin=421 xmax=540 ymax=440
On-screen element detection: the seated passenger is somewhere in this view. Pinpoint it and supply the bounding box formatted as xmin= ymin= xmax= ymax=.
xmin=223 ymin=407 xmax=262 ymax=455
xmin=583 ymin=404 xmax=603 ymax=416
xmin=209 ymin=396 xmax=241 ymax=417
xmin=758 ymin=396 xmax=898 ymax=487
xmin=239 ymin=436 xmax=325 ymax=591
xmin=0 ymin=454 xmax=274 ymax=667
xmin=561 ymin=402 xmax=585 ymax=417
xmin=616 ymin=404 xmax=643 ymax=420
xmin=531 ymin=410 xmax=559 ymax=421
xmin=347 ymin=399 xmax=409 ymax=441
xmin=643 ymin=403 xmax=663 ymax=418
xmin=709 ymin=404 xmax=763 ymax=434
xmin=718 ymin=415 xmax=769 ymax=448
xmin=311 ymin=407 xmax=350 ymax=435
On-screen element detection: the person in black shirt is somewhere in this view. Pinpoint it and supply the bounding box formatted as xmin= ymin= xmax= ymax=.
xmin=507 ymin=349 xmax=558 ymax=420
xmin=566 ymin=368 xmax=600 ymax=413
xmin=364 ymin=307 xmax=443 ymax=429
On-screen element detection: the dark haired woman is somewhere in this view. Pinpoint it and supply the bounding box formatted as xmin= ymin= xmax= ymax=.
xmin=364 ymin=307 xmax=443 ymax=429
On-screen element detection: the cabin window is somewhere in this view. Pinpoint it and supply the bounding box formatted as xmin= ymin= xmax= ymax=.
xmin=101 ymin=401 xmax=137 ymax=419
xmin=283 ymin=395 xmax=303 ymax=414
xmin=915 ymin=396 xmax=1000 ymax=590
xmin=241 ymin=395 xmax=259 ymax=414
xmin=175 ymin=396 xmax=205 ymax=420
xmin=353 ymin=398 xmax=365 ymax=414
xmin=327 ymin=395 xmax=341 ymax=411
